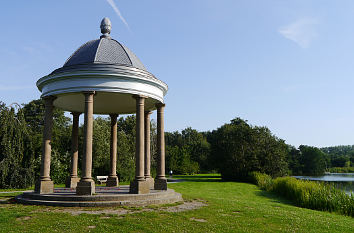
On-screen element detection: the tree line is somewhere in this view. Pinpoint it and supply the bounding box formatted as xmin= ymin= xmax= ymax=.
xmin=1 ymin=99 xmax=353 ymax=188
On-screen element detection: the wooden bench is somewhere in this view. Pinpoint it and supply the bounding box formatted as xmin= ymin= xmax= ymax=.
xmin=96 ymin=176 xmax=108 ymax=184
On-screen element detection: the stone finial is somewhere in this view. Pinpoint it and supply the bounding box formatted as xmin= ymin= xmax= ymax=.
xmin=100 ymin=17 xmax=112 ymax=38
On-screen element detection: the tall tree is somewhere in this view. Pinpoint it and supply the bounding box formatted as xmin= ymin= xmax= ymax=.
xmin=210 ymin=118 xmax=288 ymax=181
xmin=0 ymin=102 xmax=35 ymax=188
xmin=299 ymin=145 xmax=327 ymax=176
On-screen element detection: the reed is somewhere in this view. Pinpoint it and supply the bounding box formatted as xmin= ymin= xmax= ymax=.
xmin=250 ymin=172 xmax=354 ymax=217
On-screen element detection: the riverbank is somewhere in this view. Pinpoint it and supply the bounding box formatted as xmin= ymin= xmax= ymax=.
xmin=251 ymin=172 xmax=354 ymax=217
xmin=329 ymin=167 xmax=354 ymax=173
xmin=0 ymin=174 xmax=353 ymax=232
xmin=294 ymin=172 xmax=354 ymax=195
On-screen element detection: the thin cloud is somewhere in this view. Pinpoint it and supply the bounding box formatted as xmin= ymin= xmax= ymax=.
xmin=279 ymin=18 xmax=319 ymax=48
xmin=105 ymin=0 xmax=130 ymax=30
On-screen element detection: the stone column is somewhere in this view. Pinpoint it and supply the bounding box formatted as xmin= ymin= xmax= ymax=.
xmin=76 ymin=91 xmax=95 ymax=195
xmin=144 ymin=111 xmax=154 ymax=188
xmin=107 ymin=114 xmax=119 ymax=187
xmin=35 ymin=96 xmax=56 ymax=194
xmin=154 ymin=103 xmax=167 ymax=190
xmin=130 ymin=95 xmax=150 ymax=194
xmin=65 ymin=112 xmax=81 ymax=188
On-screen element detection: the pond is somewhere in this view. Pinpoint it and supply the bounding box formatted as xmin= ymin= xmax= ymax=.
xmin=294 ymin=173 xmax=354 ymax=195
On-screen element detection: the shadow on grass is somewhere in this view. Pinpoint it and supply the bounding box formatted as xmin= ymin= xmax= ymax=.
xmin=254 ymin=189 xmax=295 ymax=206
xmin=0 ymin=197 xmax=17 ymax=205
xmin=172 ymin=175 xmax=222 ymax=182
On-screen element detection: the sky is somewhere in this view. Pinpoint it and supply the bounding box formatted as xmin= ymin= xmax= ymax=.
xmin=1 ymin=0 xmax=354 ymax=148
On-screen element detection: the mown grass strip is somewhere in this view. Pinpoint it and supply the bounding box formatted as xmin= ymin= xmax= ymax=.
xmin=0 ymin=174 xmax=353 ymax=232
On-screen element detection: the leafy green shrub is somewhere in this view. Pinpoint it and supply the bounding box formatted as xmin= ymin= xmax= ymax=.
xmin=249 ymin=172 xmax=273 ymax=191
xmin=50 ymin=149 xmax=70 ymax=184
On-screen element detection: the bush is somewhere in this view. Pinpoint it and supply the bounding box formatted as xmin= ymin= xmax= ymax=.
xmin=249 ymin=172 xmax=273 ymax=191
xmin=50 ymin=149 xmax=70 ymax=184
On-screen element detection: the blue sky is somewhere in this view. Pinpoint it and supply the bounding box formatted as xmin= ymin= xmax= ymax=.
xmin=1 ymin=0 xmax=354 ymax=147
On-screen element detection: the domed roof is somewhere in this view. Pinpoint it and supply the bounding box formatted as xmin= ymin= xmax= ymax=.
xmin=63 ymin=38 xmax=146 ymax=71
xmin=37 ymin=17 xmax=168 ymax=114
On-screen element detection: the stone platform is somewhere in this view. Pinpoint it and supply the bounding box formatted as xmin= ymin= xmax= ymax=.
xmin=15 ymin=185 xmax=182 ymax=207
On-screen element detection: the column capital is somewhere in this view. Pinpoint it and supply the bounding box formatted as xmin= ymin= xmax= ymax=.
xmin=42 ymin=95 xmax=57 ymax=104
xmin=109 ymin=113 xmax=119 ymax=118
xmin=70 ymin=112 xmax=81 ymax=116
xmin=144 ymin=111 xmax=153 ymax=116
xmin=42 ymin=95 xmax=57 ymax=100
xmin=82 ymin=91 xmax=96 ymax=95
xmin=132 ymin=94 xmax=148 ymax=100
xmin=155 ymin=103 xmax=166 ymax=108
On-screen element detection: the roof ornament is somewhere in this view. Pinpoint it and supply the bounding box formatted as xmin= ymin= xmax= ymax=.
xmin=100 ymin=17 xmax=112 ymax=39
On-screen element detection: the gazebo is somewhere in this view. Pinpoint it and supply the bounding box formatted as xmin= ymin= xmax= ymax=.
xmin=34 ymin=17 xmax=168 ymax=196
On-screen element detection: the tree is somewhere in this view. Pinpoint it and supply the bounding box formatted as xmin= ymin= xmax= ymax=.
xmin=287 ymin=146 xmax=303 ymax=175
xmin=0 ymin=102 xmax=35 ymax=188
xmin=299 ymin=145 xmax=327 ymax=176
xmin=181 ymin=128 xmax=211 ymax=172
xmin=92 ymin=117 xmax=110 ymax=177
xmin=165 ymin=127 xmax=210 ymax=175
xmin=210 ymin=117 xmax=288 ymax=181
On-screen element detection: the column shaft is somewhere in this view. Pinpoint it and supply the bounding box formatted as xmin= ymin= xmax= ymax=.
xmin=70 ymin=112 xmax=80 ymax=178
xmin=154 ymin=103 xmax=167 ymax=190
xmin=40 ymin=96 xmax=55 ymax=180
xmin=130 ymin=95 xmax=150 ymax=194
xmin=107 ymin=114 xmax=119 ymax=187
xmin=35 ymin=96 xmax=55 ymax=194
xmin=156 ymin=104 xmax=166 ymax=179
xmin=135 ymin=96 xmax=145 ymax=181
xmin=81 ymin=92 xmax=94 ymax=181
xmin=76 ymin=91 xmax=95 ymax=195
xmin=144 ymin=111 xmax=152 ymax=178
xmin=66 ymin=112 xmax=81 ymax=188
xmin=109 ymin=114 xmax=118 ymax=177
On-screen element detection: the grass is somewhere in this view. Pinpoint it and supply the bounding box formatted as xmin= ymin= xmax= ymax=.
xmin=0 ymin=174 xmax=353 ymax=232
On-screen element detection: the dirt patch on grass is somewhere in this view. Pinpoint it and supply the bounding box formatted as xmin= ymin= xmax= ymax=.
xmin=39 ymin=200 xmax=207 ymax=216
xmin=190 ymin=217 xmax=207 ymax=222
xmin=162 ymin=200 xmax=207 ymax=213
xmin=16 ymin=216 xmax=32 ymax=223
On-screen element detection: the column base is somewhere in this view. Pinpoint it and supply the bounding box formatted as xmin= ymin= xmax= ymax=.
xmin=129 ymin=179 xmax=150 ymax=194
xmin=34 ymin=179 xmax=54 ymax=194
xmin=154 ymin=178 xmax=167 ymax=190
xmin=76 ymin=180 xmax=95 ymax=195
xmin=145 ymin=177 xmax=154 ymax=189
xmin=65 ymin=177 xmax=80 ymax=188
xmin=106 ymin=176 xmax=119 ymax=187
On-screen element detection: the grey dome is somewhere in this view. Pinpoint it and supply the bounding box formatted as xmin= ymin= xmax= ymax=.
xmin=63 ymin=38 xmax=146 ymax=71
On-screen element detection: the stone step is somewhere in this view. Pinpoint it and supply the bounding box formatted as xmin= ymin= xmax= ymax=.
xmin=16 ymin=193 xmax=183 ymax=207
xmin=21 ymin=189 xmax=176 ymax=202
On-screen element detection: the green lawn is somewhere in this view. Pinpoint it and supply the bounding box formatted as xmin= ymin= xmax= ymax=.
xmin=0 ymin=174 xmax=353 ymax=232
